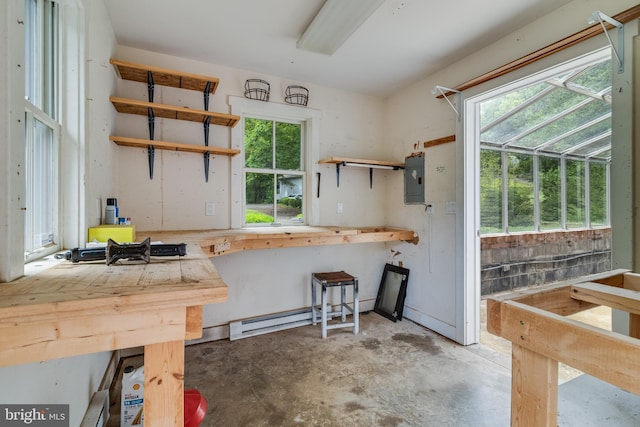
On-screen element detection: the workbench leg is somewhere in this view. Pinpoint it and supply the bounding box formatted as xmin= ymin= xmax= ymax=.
xmin=144 ymin=340 xmax=185 ymax=427
xmin=511 ymin=343 xmax=558 ymax=427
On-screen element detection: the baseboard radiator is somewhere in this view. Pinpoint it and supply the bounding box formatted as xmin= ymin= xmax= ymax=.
xmin=229 ymin=306 xmax=331 ymax=341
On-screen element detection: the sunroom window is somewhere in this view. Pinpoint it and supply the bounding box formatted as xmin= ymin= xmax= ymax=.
xmin=480 ymin=53 xmax=611 ymax=234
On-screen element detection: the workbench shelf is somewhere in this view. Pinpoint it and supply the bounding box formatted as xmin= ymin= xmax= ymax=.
xmin=318 ymin=156 xmax=405 ymax=188
xmin=109 ymin=59 xmax=240 ymax=181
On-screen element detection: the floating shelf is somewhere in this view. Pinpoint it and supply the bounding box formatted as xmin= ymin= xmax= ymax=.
xmin=110 ymin=96 xmax=240 ymax=127
xmin=318 ymin=156 xmax=404 ymax=188
xmin=318 ymin=156 xmax=405 ymax=169
xmin=110 ymin=58 xmax=219 ymax=94
xmin=109 ymin=136 xmax=240 ymax=156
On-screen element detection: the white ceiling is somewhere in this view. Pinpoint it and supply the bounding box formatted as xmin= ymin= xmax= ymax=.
xmin=104 ymin=0 xmax=574 ymax=98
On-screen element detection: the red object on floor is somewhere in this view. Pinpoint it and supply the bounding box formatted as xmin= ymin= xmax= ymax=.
xmin=184 ymin=389 xmax=207 ymax=427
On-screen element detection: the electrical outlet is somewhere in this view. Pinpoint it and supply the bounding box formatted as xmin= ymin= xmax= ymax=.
xmin=205 ymin=202 xmax=215 ymax=216
xmin=337 ymin=202 xmax=344 ymax=214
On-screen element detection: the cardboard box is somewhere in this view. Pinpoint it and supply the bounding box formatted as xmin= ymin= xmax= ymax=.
xmin=88 ymin=225 xmax=136 ymax=243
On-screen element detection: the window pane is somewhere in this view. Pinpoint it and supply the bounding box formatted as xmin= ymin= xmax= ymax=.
xmin=480 ymin=150 xmax=502 ymax=233
xmin=539 ymin=156 xmax=561 ymax=230
xmin=24 ymin=0 xmax=38 ymax=104
xmin=566 ymin=159 xmax=586 ymax=228
xmin=28 ymin=118 xmax=55 ymax=250
xmin=245 ymin=172 xmax=274 ymax=224
xmin=277 ymin=174 xmax=303 ymax=224
xmin=275 ymin=122 xmax=301 ymax=170
xmin=244 ymin=118 xmax=273 ymax=169
xmin=507 ymin=153 xmax=534 ymax=232
xmin=589 ymin=163 xmax=607 ymax=226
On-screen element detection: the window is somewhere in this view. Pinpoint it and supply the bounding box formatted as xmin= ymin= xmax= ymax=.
xmin=244 ymin=117 xmax=305 ymax=225
xmin=479 ymin=50 xmax=611 ymax=234
xmin=24 ymin=0 xmax=59 ymax=260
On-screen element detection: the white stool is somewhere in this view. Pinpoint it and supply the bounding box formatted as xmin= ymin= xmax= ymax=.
xmin=311 ymin=271 xmax=359 ymax=338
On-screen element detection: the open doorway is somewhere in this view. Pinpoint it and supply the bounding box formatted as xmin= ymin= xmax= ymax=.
xmin=463 ymin=47 xmax=613 ymax=354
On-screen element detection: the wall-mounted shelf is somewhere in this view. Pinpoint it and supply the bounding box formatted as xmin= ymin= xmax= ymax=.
xmin=318 ymin=156 xmax=405 ymax=188
xmin=109 ymin=58 xmax=240 ymax=181
xmin=109 ymin=136 xmax=240 ymax=156
xmin=109 ymin=97 xmax=239 ymax=127
xmin=110 ymin=58 xmax=220 ymax=95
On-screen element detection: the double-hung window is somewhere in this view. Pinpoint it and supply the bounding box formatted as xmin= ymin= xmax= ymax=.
xmin=24 ymin=0 xmax=60 ymax=260
xmin=243 ymin=117 xmax=305 ymax=226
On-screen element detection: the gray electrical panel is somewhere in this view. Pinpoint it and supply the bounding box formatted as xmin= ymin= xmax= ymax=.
xmin=404 ymin=153 xmax=425 ymax=204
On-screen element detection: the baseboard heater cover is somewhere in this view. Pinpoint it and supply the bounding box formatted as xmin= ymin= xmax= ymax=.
xmin=229 ymin=306 xmax=331 ymax=341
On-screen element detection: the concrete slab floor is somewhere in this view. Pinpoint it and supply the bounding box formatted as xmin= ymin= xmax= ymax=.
xmin=109 ymin=309 xmax=640 ymax=426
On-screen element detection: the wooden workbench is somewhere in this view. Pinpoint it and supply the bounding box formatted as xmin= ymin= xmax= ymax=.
xmin=487 ymin=269 xmax=640 ymax=426
xmin=0 ymin=239 xmax=227 ymax=426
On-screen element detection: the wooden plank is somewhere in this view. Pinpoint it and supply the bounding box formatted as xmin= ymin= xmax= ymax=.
xmin=442 ymin=5 xmax=640 ymax=95
xmin=0 ymin=307 xmax=186 ymax=367
xmin=200 ymin=226 xmax=416 ymax=256
xmin=570 ymin=282 xmax=640 ymax=315
xmin=185 ymin=306 xmax=203 ymax=340
xmin=144 ymin=340 xmax=184 ymax=426
xmin=110 ymin=135 xmax=240 ymax=156
xmin=511 ymin=344 xmax=558 ymax=427
xmin=493 ymin=300 xmax=640 ymax=395
xmin=111 ymin=58 xmax=219 ymax=94
xmin=424 ymin=135 xmax=455 ymax=148
xmin=318 ymin=156 xmax=405 ymax=168
xmin=110 ymin=97 xmax=239 ymax=127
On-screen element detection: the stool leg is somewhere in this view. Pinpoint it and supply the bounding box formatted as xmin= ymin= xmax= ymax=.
xmin=311 ymin=277 xmax=317 ymax=326
xmin=321 ymin=284 xmax=328 ymax=339
xmin=341 ymin=284 xmax=347 ymax=321
xmin=354 ymin=278 xmax=359 ymax=335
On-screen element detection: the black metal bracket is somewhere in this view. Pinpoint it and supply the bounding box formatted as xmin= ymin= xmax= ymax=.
xmin=203 ymin=81 xmax=211 ymax=111
xmin=147 ymin=71 xmax=155 ymax=102
xmin=204 ymin=151 xmax=210 ymax=182
xmin=147 ymin=107 xmax=156 ymax=179
xmin=203 ymin=116 xmax=212 ymax=182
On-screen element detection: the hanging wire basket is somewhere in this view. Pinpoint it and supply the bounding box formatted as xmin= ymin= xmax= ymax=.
xmin=244 ymin=79 xmax=270 ymax=101
xmin=285 ymin=85 xmax=309 ymax=106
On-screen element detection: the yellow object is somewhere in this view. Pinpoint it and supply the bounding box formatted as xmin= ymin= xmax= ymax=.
xmin=88 ymin=225 xmax=136 ymax=243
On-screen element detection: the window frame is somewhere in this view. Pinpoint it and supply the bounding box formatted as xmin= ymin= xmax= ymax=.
xmin=243 ymin=115 xmax=306 ymax=226
xmin=229 ymin=96 xmax=321 ymax=229
xmin=23 ymin=0 xmax=61 ymax=261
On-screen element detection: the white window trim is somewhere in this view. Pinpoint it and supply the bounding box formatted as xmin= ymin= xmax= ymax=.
xmin=229 ymin=96 xmax=322 ymax=229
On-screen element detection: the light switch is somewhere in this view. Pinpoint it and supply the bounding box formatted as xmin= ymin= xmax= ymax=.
xmin=206 ymin=202 xmax=215 ymax=216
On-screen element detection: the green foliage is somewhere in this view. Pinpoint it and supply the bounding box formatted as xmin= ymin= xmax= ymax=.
xmin=245 ymin=209 xmax=274 ymax=224
xmin=279 ymin=197 xmax=302 ymax=209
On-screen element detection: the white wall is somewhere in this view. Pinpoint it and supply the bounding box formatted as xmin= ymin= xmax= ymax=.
xmin=0 ymin=1 xmax=117 ymax=425
xmin=111 ymin=46 xmax=409 ymax=327
xmin=384 ymin=0 xmax=639 ymax=343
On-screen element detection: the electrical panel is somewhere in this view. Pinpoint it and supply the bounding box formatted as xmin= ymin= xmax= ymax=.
xmin=404 ymin=153 xmax=425 ymax=204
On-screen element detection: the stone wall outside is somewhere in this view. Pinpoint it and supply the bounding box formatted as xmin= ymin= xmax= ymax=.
xmin=481 ymin=228 xmax=611 ymax=295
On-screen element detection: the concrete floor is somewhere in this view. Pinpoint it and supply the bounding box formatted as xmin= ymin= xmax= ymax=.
xmin=110 ymin=309 xmax=639 ymax=426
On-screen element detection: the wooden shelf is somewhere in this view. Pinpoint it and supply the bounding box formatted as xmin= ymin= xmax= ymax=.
xmin=110 ymin=135 xmax=240 ymax=156
xmin=110 ymin=96 xmax=240 ymax=127
xmin=318 ymin=156 xmax=405 ymax=169
xmin=111 ymin=58 xmax=219 ymax=94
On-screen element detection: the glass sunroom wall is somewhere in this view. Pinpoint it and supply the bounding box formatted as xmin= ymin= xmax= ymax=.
xmin=565 ymin=159 xmax=586 ymax=229
xmin=539 ymin=156 xmax=562 ymax=230
xmin=480 ymin=150 xmax=503 ymax=233
xmin=507 ymin=153 xmax=534 ymax=232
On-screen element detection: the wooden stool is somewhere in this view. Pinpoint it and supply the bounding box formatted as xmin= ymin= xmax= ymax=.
xmin=311 ymin=271 xmax=359 ymax=338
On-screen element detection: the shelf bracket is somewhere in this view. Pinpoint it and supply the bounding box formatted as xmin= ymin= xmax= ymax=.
xmin=369 ymin=168 xmax=373 ymax=188
xmin=147 ymin=144 xmax=155 ymax=179
xmin=204 ymin=151 xmax=211 ymax=182
xmin=203 ymin=81 xmax=211 ymax=110
xmin=203 ymin=116 xmax=212 ymax=182
xmin=147 ymin=71 xmax=155 ymax=102
xmin=335 ymin=162 xmax=343 ymax=187
xmin=147 ymin=107 xmax=155 ymax=179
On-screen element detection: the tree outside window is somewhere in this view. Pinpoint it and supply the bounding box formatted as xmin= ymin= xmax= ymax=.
xmin=244 ymin=117 xmax=304 ymax=225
